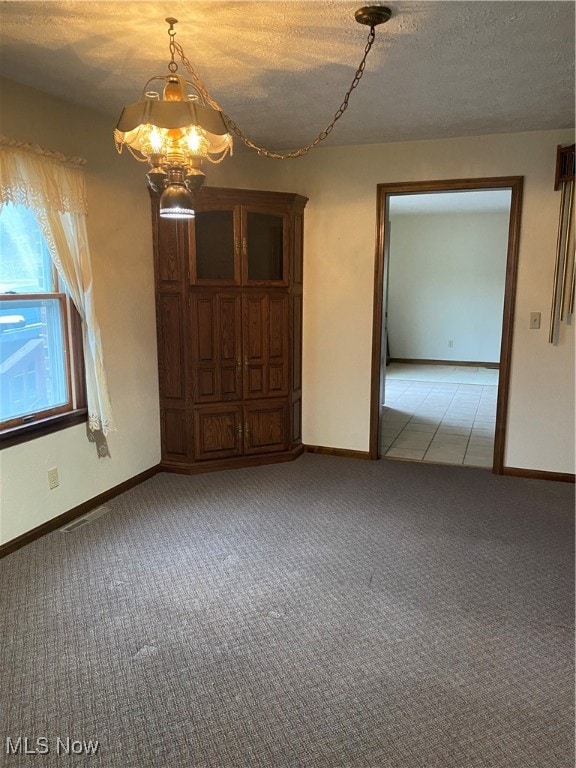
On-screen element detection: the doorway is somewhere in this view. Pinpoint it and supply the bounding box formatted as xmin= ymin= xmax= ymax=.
xmin=369 ymin=177 xmax=524 ymax=473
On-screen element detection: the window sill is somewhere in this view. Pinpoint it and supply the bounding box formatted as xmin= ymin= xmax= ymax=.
xmin=0 ymin=409 xmax=88 ymax=449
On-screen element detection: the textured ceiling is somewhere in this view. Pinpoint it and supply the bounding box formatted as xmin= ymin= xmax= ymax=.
xmin=0 ymin=1 xmax=574 ymax=152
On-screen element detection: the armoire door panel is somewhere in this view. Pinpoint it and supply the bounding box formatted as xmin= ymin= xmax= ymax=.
xmin=292 ymin=398 xmax=302 ymax=443
xmin=244 ymin=210 xmax=286 ymax=283
xmin=195 ymin=298 xmax=216 ymax=361
xmin=242 ymin=293 xmax=289 ymax=399
xmin=191 ymin=293 xmax=242 ymax=402
xmin=293 ymin=214 xmax=304 ymax=285
xmin=162 ymin=408 xmax=191 ymax=461
xmin=191 ymin=208 xmax=239 ymax=284
xmin=221 ymin=364 xmax=240 ymax=397
xmin=244 ymin=296 xmax=266 ymax=359
xmin=194 ymin=406 xmax=242 ymax=460
xmin=269 ymin=297 xmax=286 ymax=357
xmin=244 ymin=401 xmax=288 ymax=454
xmin=245 ymin=365 xmax=265 ymax=396
xmin=219 ymin=296 xmax=241 ymax=361
xmin=268 ymin=295 xmax=289 ymax=396
xmin=157 ymin=219 xmax=182 ymax=284
xmin=243 ymin=294 xmax=267 ymax=398
xmin=269 ymin=364 xmax=285 ymax=394
xmin=158 ymin=293 xmax=185 ymax=400
xmin=196 ymin=368 xmax=217 ymax=399
xmin=292 ymin=294 xmax=302 ymax=391
xmin=216 ymin=294 xmax=242 ymax=400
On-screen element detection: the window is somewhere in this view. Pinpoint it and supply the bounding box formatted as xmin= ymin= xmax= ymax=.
xmin=0 ymin=137 xmax=113 ymax=445
xmin=0 ymin=203 xmax=86 ymax=442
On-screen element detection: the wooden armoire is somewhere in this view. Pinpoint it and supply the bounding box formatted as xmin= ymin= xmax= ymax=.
xmin=152 ymin=187 xmax=308 ymax=473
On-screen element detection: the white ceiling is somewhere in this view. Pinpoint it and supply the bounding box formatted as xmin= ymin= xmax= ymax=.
xmin=0 ymin=1 xmax=574 ymax=152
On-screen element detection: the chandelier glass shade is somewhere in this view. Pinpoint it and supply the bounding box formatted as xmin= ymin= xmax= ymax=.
xmin=114 ymin=72 xmax=233 ymax=218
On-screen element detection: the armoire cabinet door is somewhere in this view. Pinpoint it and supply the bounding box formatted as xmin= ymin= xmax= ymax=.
xmin=242 ymin=293 xmax=289 ymax=398
xmin=161 ymin=408 xmax=192 ymax=462
xmin=190 ymin=293 xmax=243 ymax=402
xmin=194 ymin=401 xmax=289 ymax=459
xmin=157 ymin=293 xmax=186 ymax=400
xmin=156 ymin=217 xmax=185 ymax=285
xmin=243 ymin=208 xmax=288 ymax=284
xmin=190 ymin=203 xmax=289 ymax=286
xmin=193 ymin=405 xmax=243 ymax=460
xmin=244 ymin=401 xmax=289 ymax=454
xmin=190 ymin=206 xmax=241 ymax=285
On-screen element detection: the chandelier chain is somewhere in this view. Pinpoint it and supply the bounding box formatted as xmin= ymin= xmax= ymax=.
xmin=167 ymin=20 xmax=179 ymax=73
xmin=173 ymin=26 xmax=377 ymax=159
xmin=172 ymin=41 xmax=225 ymax=111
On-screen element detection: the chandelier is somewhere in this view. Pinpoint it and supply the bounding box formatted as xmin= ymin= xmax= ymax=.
xmin=114 ymin=6 xmax=392 ymax=218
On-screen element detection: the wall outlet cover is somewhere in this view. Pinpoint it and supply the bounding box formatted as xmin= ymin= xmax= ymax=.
xmin=47 ymin=467 xmax=59 ymax=490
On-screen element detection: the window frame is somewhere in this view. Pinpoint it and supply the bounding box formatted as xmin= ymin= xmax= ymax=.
xmin=0 ymin=214 xmax=87 ymax=448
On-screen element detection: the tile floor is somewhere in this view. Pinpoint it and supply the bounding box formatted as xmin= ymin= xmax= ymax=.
xmin=381 ymin=364 xmax=499 ymax=468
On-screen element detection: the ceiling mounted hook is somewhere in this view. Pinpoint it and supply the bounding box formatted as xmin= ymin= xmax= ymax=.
xmin=354 ymin=6 xmax=392 ymax=27
xmin=165 ymin=18 xmax=178 ymax=73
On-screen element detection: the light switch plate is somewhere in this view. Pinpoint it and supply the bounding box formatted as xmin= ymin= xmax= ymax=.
xmin=529 ymin=312 xmax=541 ymax=330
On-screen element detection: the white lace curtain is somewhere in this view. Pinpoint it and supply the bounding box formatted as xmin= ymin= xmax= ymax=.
xmin=0 ymin=136 xmax=114 ymax=436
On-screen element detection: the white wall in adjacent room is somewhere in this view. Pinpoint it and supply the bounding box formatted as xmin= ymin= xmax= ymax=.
xmin=387 ymin=211 xmax=509 ymax=362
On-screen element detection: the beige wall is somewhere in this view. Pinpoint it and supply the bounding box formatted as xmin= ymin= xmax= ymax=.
xmin=1 ymin=76 xmax=573 ymax=545
xmin=279 ymin=130 xmax=575 ymax=472
xmin=0 ymin=78 xmax=160 ymax=543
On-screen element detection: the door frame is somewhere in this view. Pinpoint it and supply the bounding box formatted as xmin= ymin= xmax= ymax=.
xmin=369 ymin=176 xmax=524 ymax=473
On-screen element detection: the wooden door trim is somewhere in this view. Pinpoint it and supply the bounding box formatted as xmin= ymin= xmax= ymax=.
xmin=369 ymin=176 xmax=524 ymax=474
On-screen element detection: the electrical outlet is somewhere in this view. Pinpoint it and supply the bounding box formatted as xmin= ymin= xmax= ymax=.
xmin=448 ymin=340 xmax=454 ymax=348
xmin=529 ymin=312 xmax=541 ymax=329
xmin=47 ymin=467 xmax=59 ymax=490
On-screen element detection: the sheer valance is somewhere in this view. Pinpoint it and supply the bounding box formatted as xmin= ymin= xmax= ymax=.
xmin=0 ymin=136 xmax=87 ymax=214
xmin=0 ymin=135 xmax=115 ymax=437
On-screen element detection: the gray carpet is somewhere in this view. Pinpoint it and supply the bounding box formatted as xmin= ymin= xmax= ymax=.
xmin=1 ymin=454 xmax=574 ymax=768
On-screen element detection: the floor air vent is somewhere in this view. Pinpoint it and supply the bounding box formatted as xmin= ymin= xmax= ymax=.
xmin=60 ymin=506 xmax=110 ymax=532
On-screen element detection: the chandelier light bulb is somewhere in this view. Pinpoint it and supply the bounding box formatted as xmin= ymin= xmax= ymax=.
xmin=147 ymin=126 xmax=163 ymax=154
xmin=186 ymin=126 xmax=209 ymax=155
